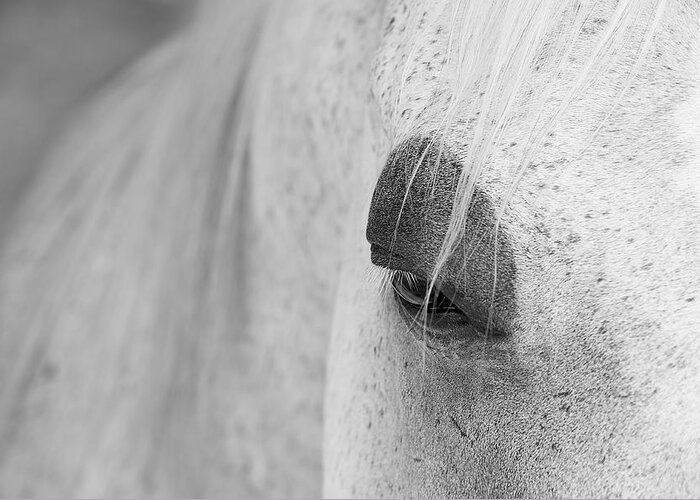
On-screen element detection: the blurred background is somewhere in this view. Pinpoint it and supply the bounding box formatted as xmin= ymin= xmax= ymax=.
xmin=0 ymin=0 xmax=190 ymax=248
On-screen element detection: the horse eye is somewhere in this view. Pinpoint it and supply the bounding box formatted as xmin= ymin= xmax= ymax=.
xmin=391 ymin=271 xmax=465 ymax=317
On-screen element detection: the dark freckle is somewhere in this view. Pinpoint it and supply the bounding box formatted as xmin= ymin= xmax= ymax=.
xmin=596 ymin=277 xmax=604 ymax=282
xmin=686 ymin=297 xmax=695 ymax=302
xmin=509 ymin=142 xmax=517 ymax=147
xmin=449 ymin=415 xmax=468 ymax=438
xmin=554 ymin=390 xmax=571 ymax=397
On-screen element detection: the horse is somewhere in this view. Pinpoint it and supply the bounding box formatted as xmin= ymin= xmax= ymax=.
xmin=0 ymin=0 xmax=698 ymax=497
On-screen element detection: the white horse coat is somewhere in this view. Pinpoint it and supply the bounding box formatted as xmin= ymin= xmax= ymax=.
xmin=0 ymin=0 xmax=698 ymax=497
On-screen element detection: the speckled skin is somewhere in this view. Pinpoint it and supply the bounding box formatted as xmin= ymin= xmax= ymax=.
xmin=0 ymin=0 xmax=697 ymax=497
xmin=317 ymin=0 xmax=700 ymax=497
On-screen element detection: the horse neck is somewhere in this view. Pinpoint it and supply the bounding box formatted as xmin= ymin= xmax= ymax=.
xmin=0 ymin=2 xmax=279 ymax=496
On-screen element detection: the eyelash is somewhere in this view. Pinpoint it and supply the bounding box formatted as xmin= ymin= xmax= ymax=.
xmin=390 ymin=270 xmax=465 ymax=317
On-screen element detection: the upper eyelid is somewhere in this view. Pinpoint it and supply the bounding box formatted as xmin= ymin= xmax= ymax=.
xmin=392 ymin=271 xmax=466 ymax=315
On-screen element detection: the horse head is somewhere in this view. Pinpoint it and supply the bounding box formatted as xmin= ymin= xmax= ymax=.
xmin=325 ymin=0 xmax=700 ymax=496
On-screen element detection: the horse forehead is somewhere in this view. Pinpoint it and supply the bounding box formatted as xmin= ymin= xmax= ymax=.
xmin=372 ymin=2 xmax=697 ymax=125
xmin=371 ymin=1 xmax=700 ymax=204
xmin=509 ymin=8 xmax=700 ymax=226
xmin=370 ymin=0 xmax=450 ymax=126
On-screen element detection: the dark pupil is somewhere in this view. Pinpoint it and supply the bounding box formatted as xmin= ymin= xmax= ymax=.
xmin=391 ymin=272 xmax=462 ymax=315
